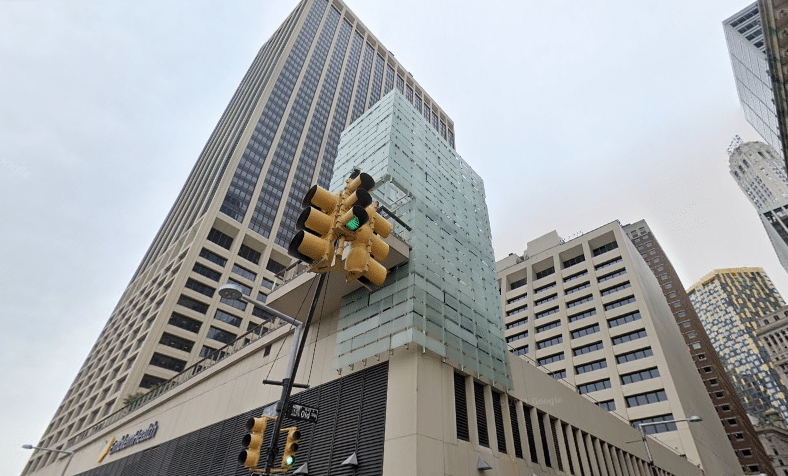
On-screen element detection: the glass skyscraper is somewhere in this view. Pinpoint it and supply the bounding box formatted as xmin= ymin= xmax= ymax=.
xmin=22 ymin=1 xmax=455 ymax=473
xmin=688 ymin=268 xmax=788 ymax=423
xmin=724 ymin=2 xmax=783 ymax=156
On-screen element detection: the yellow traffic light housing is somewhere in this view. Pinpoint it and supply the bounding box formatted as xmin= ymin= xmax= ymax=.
xmin=239 ymin=416 xmax=273 ymax=470
xmin=280 ymin=426 xmax=301 ymax=469
xmin=344 ymin=203 xmax=391 ymax=286
xmin=287 ymin=169 xmax=392 ymax=285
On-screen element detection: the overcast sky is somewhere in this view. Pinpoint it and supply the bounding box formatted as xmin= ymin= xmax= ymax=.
xmin=1 ymin=1 xmax=783 ymax=474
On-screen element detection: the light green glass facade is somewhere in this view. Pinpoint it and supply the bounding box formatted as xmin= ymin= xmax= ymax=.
xmin=330 ymin=91 xmax=512 ymax=388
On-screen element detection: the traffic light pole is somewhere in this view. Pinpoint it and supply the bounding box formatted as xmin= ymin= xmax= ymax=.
xmin=262 ymin=272 xmax=327 ymax=475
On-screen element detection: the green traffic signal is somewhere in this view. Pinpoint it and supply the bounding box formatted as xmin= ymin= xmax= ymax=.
xmin=345 ymin=215 xmax=360 ymax=231
xmin=285 ymin=455 xmax=294 ymax=466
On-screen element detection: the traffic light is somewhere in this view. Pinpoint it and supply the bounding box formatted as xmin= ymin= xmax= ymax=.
xmin=280 ymin=426 xmax=301 ymax=469
xmin=345 ymin=204 xmax=392 ymax=286
xmin=238 ymin=416 xmax=270 ymax=470
xmin=287 ymin=170 xmax=376 ymax=267
xmin=287 ymin=185 xmax=342 ymax=264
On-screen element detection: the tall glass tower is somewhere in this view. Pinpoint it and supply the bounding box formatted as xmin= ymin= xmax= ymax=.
xmin=22 ymin=1 xmax=455 ymax=473
xmin=724 ymin=2 xmax=783 ymax=156
xmin=688 ymin=268 xmax=788 ymax=423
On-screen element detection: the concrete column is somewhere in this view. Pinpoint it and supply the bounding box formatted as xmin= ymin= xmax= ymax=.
xmin=516 ymin=402 xmax=533 ymax=464
xmin=605 ymin=443 xmax=623 ymax=476
xmin=500 ymin=394 xmax=516 ymax=457
xmin=554 ymin=419 xmax=572 ymax=472
xmin=592 ymin=437 xmax=610 ymax=476
xmin=540 ymin=412 xmax=559 ymax=469
xmin=584 ymin=433 xmax=601 ymax=476
xmin=483 ymin=385 xmax=497 ymax=453
xmin=574 ymin=428 xmax=594 ymax=476
xmin=529 ymin=406 xmax=546 ymax=467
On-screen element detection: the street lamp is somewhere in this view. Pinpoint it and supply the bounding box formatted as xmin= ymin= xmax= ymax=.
xmin=638 ymin=416 xmax=702 ymax=476
xmin=22 ymin=444 xmax=75 ymax=476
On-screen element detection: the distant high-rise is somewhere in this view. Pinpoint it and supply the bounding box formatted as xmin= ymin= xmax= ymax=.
xmin=687 ymin=268 xmax=788 ymax=423
xmin=756 ymin=305 xmax=788 ymax=390
xmin=724 ymin=3 xmax=784 ymax=156
xmin=496 ymin=222 xmax=740 ymax=475
xmin=729 ymin=139 xmax=788 ymax=274
xmin=22 ymin=0 xmax=455 ymax=473
xmin=623 ymin=220 xmax=775 ymax=476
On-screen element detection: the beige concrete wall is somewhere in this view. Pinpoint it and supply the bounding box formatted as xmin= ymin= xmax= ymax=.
xmin=380 ymin=344 xmax=705 ymax=476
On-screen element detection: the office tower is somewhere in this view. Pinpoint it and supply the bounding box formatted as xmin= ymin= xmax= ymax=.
xmin=755 ymin=0 xmax=788 ymax=165
xmin=724 ymin=2 xmax=784 ymax=157
xmin=496 ymin=222 xmax=740 ymax=475
xmin=687 ymin=268 xmax=788 ymax=424
xmin=623 ymin=220 xmax=775 ymax=476
xmin=729 ymin=139 xmax=788 ymax=274
xmin=22 ymin=1 xmax=456 ymax=473
xmin=26 ymin=90 xmax=713 ymax=476
xmin=752 ymin=411 xmax=788 ymax=476
xmin=756 ymin=306 xmax=788 ymax=389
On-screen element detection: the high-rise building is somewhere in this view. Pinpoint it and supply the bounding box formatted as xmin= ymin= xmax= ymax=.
xmin=22 ymin=0 xmax=456 ymax=472
xmin=687 ymin=268 xmax=788 ymax=424
xmin=496 ymin=222 xmax=741 ymax=475
xmin=22 ymin=82 xmax=714 ymax=476
xmin=756 ymin=305 xmax=788 ymax=388
xmin=724 ymin=2 xmax=784 ymax=157
xmin=623 ymin=220 xmax=775 ymax=476
xmin=753 ymin=0 xmax=788 ymax=167
xmin=729 ymin=139 xmax=788 ymax=274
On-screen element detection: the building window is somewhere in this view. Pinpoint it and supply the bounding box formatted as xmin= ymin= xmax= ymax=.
xmin=567 ymin=294 xmax=593 ymax=308
xmin=592 ymin=241 xmax=618 ymax=256
xmin=207 ymin=228 xmax=233 ymax=249
xmin=616 ymin=347 xmax=653 ymax=364
xmin=185 ymin=279 xmax=215 ymax=297
xmin=266 ymin=259 xmax=287 ymax=275
xmin=608 ymin=311 xmax=642 ymax=328
xmin=238 ymin=244 xmax=261 ymax=264
xmin=537 ymin=335 xmax=563 ymax=349
xmin=535 ymin=306 xmax=560 ymax=319
xmin=536 ymin=352 xmax=565 ymax=365
xmin=550 ymin=369 xmax=567 ymax=379
xmin=193 ymin=263 xmax=221 ymax=282
xmin=626 ymin=390 xmax=668 ymax=407
xmin=536 ymin=320 xmax=562 ymax=333
xmin=535 ymin=267 xmax=555 ymax=280
xmin=632 ymin=414 xmax=678 ymax=434
xmin=598 ymin=268 xmax=627 ymax=283
xmin=604 ymin=295 xmax=636 ymax=311
xmin=578 ymin=379 xmax=611 ymax=394
xmin=573 ymin=341 xmax=604 ymax=356
xmin=158 ymin=333 xmax=194 ymax=352
xmin=232 ymin=264 xmax=257 ymax=282
xmin=206 ymin=326 xmax=237 ymax=344
xmin=169 ymin=311 xmax=203 ymax=332
xmin=568 ymin=308 xmax=596 ymax=323
xmin=621 ymin=367 xmax=660 ymax=384
xmin=563 ymin=255 xmax=586 ymax=268
xmin=149 ymin=353 xmax=186 ymax=372
xmin=575 ymin=359 xmax=608 ymax=375
xmin=601 ymin=281 xmax=632 ymax=296
xmin=612 ymin=329 xmax=648 ymax=345
xmin=571 ymin=323 xmax=600 ymax=339
xmin=199 ymin=248 xmax=227 ymax=267
xmin=510 ymin=277 xmax=527 ymax=290
xmin=506 ymin=331 xmax=528 ymax=344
